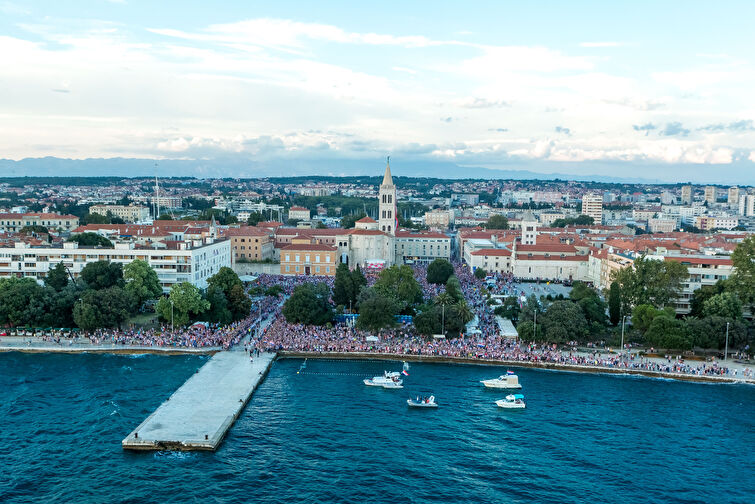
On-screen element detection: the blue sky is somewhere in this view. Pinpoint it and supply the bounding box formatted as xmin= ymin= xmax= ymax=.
xmin=1 ymin=1 xmax=755 ymax=182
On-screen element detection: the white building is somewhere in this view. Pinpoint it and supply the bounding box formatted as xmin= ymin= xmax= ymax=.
xmin=394 ymin=230 xmax=451 ymax=264
xmin=378 ymin=159 xmax=397 ymax=235
xmin=739 ymin=194 xmax=755 ymax=217
xmin=89 ymin=204 xmax=150 ymax=223
xmin=581 ymin=193 xmax=603 ymax=224
xmin=0 ymin=238 xmax=230 ymax=291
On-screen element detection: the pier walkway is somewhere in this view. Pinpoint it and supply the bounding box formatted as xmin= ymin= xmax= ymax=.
xmin=122 ymin=351 xmax=276 ymax=451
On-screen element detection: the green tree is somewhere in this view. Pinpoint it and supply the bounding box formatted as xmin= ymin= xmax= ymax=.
xmin=689 ymin=281 xmax=727 ymax=317
xmin=205 ymin=284 xmax=232 ymax=324
xmin=73 ymin=287 xmax=134 ymax=330
xmin=156 ymin=282 xmax=210 ymax=327
xmin=540 ymin=300 xmax=588 ymax=343
xmin=484 ymin=215 xmax=509 ymax=230
xmin=356 ymin=287 xmax=399 ymax=331
xmin=611 ymin=255 xmax=688 ymax=311
xmin=351 ymin=265 xmax=367 ymax=301
xmin=247 ymin=211 xmax=264 ymax=225
xmin=608 ymin=281 xmax=621 ymax=325
xmin=445 ymin=274 xmax=464 ymax=303
xmin=645 ymin=316 xmax=691 ymax=350
xmin=227 ymin=283 xmax=252 ymax=320
xmin=207 ymin=266 xmax=242 ymax=295
xmin=702 ymin=292 xmax=742 ymax=320
xmin=333 ymin=263 xmax=355 ymax=308
xmin=450 ymin=300 xmax=474 ymax=335
xmin=80 ymin=261 xmax=124 ymax=290
xmin=341 ymin=212 xmax=367 ymax=229
xmin=282 ymin=283 xmax=334 ymax=325
xmin=516 ymin=320 xmax=539 ymax=341
xmin=426 ymin=258 xmax=454 ymax=285
xmin=433 ymin=292 xmax=454 ymax=334
xmin=0 ymin=277 xmax=47 ymax=326
xmin=494 ymin=297 xmax=521 ymax=324
xmin=123 ymin=260 xmax=162 ymax=306
xmin=373 ymin=265 xmax=422 ymax=314
xmin=19 ymin=225 xmax=49 ymax=235
xmin=474 ymin=268 xmax=487 ymax=280
xmin=80 ymin=213 xmax=109 ymax=225
xmin=687 ymin=316 xmax=748 ymax=350
xmin=729 ymin=236 xmax=755 ymax=313
xmin=413 ymin=304 xmax=441 ymax=335
xmin=45 ymin=262 xmax=70 ymax=291
xmin=631 ymin=304 xmax=668 ymax=333
xmin=68 ymin=232 xmax=113 ymax=248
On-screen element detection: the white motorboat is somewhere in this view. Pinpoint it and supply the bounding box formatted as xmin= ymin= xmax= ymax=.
xmin=480 ymin=372 xmax=522 ymax=389
xmin=407 ymin=395 xmax=438 ymax=408
xmin=496 ymin=394 xmax=526 ymax=409
xmin=363 ymin=371 xmax=403 ymax=388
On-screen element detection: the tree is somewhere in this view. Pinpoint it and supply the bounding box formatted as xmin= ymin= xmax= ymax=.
xmin=729 ymin=236 xmax=755 ymax=313
xmin=540 ymin=300 xmax=588 ymax=343
xmin=247 ymin=211 xmax=264 ymax=226
xmin=484 ymin=215 xmax=509 ymax=230
xmin=516 ymin=320 xmax=539 ymax=341
xmin=631 ymin=304 xmax=668 ymax=333
xmin=351 ymin=265 xmax=367 ymax=300
xmin=645 ymin=316 xmax=691 ymax=350
xmin=433 ymin=292 xmax=454 ymax=334
xmin=449 ymin=300 xmax=474 ymax=335
xmin=205 ymin=284 xmax=232 ymax=325
xmin=282 ymin=283 xmax=333 ymax=325
xmin=689 ymin=281 xmax=727 ymax=318
xmin=373 ymin=265 xmax=422 ymax=314
xmin=156 ymin=282 xmax=210 ymax=327
xmin=608 ymin=281 xmax=621 ymax=325
xmin=426 ymin=258 xmax=454 ymax=285
xmin=80 ymin=261 xmax=124 ymax=290
xmin=444 ymin=275 xmax=463 ymax=303
xmin=0 ymin=277 xmax=47 ymax=326
xmin=611 ymin=255 xmax=688 ymax=312
xmin=123 ymin=260 xmax=162 ymax=307
xmin=413 ymin=304 xmax=441 ymax=335
xmin=356 ymin=287 xmax=399 ymax=331
xmin=701 ymin=292 xmax=742 ymax=320
xmin=687 ymin=316 xmax=749 ymax=350
xmin=474 ymin=268 xmax=487 ymax=280
xmin=207 ymin=266 xmax=242 ymax=295
xmin=333 ymin=263 xmax=355 ymax=308
xmin=68 ymin=232 xmax=113 ymax=248
xmin=227 ymin=283 xmax=252 ymax=320
xmin=20 ymin=225 xmax=49 ymax=235
xmin=73 ymin=287 xmax=134 ymax=330
xmin=80 ymin=213 xmax=109 ymax=225
xmin=494 ymin=297 xmax=521 ymax=324
xmin=341 ymin=212 xmax=367 ymax=229
xmin=45 ymin=262 xmax=70 ymax=291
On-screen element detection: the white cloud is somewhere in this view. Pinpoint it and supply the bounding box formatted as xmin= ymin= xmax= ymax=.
xmin=579 ymin=42 xmax=623 ymax=48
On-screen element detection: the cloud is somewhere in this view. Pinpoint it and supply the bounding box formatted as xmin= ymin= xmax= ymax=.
xmin=603 ymin=97 xmax=665 ymax=111
xmin=51 ymin=88 xmax=70 ymax=93
xmin=659 ymin=122 xmax=690 ymax=137
xmin=579 ymin=42 xmax=622 ymax=48
xmin=632 ymin=123 xmax=657 ymax=136
xmin=554 ymin=126 xmax=571 ymax=136
xmin=488 ymin=128 xmax=508 ymax=132
xmin=699 ymin=119 xmax=755 ymax=132
xmin=456 ymin=97 xmax=510 ymax=109
xmin=441 ymin=117 xmax=454 ymax=123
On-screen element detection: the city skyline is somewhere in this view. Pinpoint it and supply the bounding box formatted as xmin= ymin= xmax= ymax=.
xmin=2 ymin=1 xmax=755 ymax=183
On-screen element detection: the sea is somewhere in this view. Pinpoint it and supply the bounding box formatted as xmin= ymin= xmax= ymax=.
xmin=1 ymin=352 xmax=753 ymax=504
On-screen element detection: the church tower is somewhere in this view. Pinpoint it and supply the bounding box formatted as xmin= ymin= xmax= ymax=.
xmin=521 ymin=210 xmax=537 ymax=245
xmin=378 ymin=157 xmax=397 ymax=235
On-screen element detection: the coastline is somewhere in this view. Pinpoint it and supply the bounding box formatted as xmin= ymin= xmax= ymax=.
xmin=0 ymin=342 xmax=220 ymax=356
xmin=277 ymin=351 xmax=755 ymax=385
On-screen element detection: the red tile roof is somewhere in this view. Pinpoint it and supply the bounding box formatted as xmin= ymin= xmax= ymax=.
xmin=470 ymin=249 xmax=512 ymax=256
xmin=281 ymin=243 xmax=337 ymax=252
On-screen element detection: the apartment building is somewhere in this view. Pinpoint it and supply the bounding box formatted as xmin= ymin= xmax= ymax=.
xmin=0 ymin=238 xmax=230 ymax=291
xmin=581 ymin=194 xmax=603 ymax=224
xmin=728 ymin=186 xmax=740 ymax=206
xmin=664 ymin=256 xmax=734 ymax=314
xmin=704 ymin=186 xmax=717 ymax=205
xmin=681 ymin=185 xmax=693 ymax=205
xmin=394 ymin=230 xmax=451 ymax=264
xmin=225 ymin=226 xmax=273 ymax=263
xmin=0 ymin=213 xmax=79 ymax=233
xmin=89 ymin=204 xmax=150 ymax=223
xmin=288 ymin=206 xmax=311 ymax=221
xmin=423 ymin=209 xmax=453 ymax=230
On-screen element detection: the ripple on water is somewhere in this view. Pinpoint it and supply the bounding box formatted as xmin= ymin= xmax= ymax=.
xmin=0 ymin=354 xmax=753 ymax=504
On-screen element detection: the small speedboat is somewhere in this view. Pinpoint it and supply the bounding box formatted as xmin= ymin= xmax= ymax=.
xmin=496 ymin=394 xmax=526 ymax=409
xmin=407 ymin=395 xmax=438 ymax=408
xmin=481 ymin=372 xmax=522 ymax=389
xmin=364 ymin=371 xmax=403 ymax=388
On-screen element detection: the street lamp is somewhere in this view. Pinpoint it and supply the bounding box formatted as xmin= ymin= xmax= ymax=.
xmin=621 ymin=315 xmax=628 ymax=355
xmin=169 ymin=300 xmax=174 ymax=332
xmin=533 ymin=307 xmax=537 ymax=339
xmin=725 ymin=321 xmax=729 ymax=362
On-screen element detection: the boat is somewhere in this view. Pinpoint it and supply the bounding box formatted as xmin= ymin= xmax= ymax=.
xmin=496 ymin=394 xmax=526 ymax=409
xmin=407 ymin=395 xmax=438 ymax=408
xmin=363 ymin=371 xmax=403 ymax=388
xmin=480 ymin=372 xmax=522 ymax=389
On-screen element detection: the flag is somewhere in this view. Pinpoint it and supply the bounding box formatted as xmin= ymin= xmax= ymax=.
xmin=507 ymin=370 xmax=515 ymax=375
xmin=402 ymin=370 xmax=409 ymax=376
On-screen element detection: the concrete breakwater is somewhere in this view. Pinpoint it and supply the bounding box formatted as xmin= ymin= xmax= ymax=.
xmin=122 ymin=351 xmax=276 ymax=451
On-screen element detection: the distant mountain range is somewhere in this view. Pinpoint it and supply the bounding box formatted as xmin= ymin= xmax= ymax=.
xmin=1 ymin=157 xmax=753 ymax=185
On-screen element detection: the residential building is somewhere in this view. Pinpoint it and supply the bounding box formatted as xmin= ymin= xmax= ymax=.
xmin=695 ymin=216 xmax=739 ymax=231
xmin=149 ymin=196 xmax=182 ymax=210
xmin=739 ymin=194 xmax=755 ymax=217
xmin=648 ymin=218 xmax=676 ymax=233
xmin=423 ymin=209 xmax=453 ymax=230
xmin=728 ymin=186 xmax=740 ymax=206
xmin=394 ymin=230 xmax=451 ymax=264
xmin=288 ymin=206 xmax=311 ymax=221
xmin=704 ymin=186 xmax=717 ymax=205
xmin=89 ymin=204 xmax=150 ymax=223
xmin=0 ymin=238 xmax=230 ymax=291
xmin=451 ymin=193 xmax=480 ymax=206
xmin=664 ymin=256 xmax=734 ymax=314
xmin=280 ymin=242 xmax=337 ymax=276
xmin=681 ymin=185 xmax=693 ymax=205
xmin=581 ymin=193 xmax=603 ymax=224
xmin=226 ymin=226 xmax=273 ymax=263
xmin=0 ymin=213 xmax=79 ymax=233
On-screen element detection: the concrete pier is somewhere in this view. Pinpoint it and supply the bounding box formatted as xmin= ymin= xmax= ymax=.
xmin=122 ymin=351 xmax=276 ymax=451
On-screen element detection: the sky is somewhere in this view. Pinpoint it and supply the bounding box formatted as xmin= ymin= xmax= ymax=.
xmin=1 ymin=0 xmax=755 ymax=182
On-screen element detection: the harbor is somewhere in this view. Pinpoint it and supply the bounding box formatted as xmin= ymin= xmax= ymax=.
xmin=121 ymin=350 xmax=276 ymax=451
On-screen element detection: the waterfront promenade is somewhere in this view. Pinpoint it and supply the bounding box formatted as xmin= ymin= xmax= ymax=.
xmin=122 ymin=351 xmax=276 ymax=451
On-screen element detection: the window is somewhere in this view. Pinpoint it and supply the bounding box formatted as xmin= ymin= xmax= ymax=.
xmin=285 ymin=254 xmax=290 ymax=261
xmin=316 ymin=255 xmax=320 ymax=263
xmin=326 ymin=266 xmax=330 ymax=273
xmin=305 ymin=254 xmax=310 ymax=262
xmin=295 ymin=266 xmax=299 ymax=272
xmin=286 ymin=265 xmax=290 ymax=272
xmin=295 ymin=255 xmax=300 ymax=262
xmin=316 ymin=266 xmax=320 ymax=273
xmin=388 ymin=195 xmax=392 ymax=203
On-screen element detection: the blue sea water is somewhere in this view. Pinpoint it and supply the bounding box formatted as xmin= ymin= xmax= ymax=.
xmin=0 ymin=353 xmax=753 ymax=504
